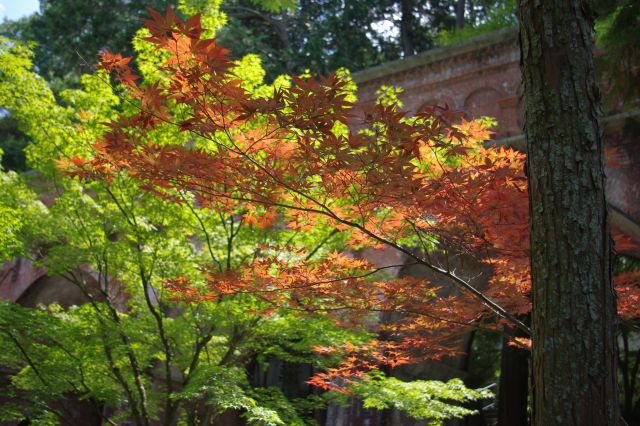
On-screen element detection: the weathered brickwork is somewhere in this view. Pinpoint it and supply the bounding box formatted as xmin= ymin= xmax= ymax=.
xmin=351 ymin=28 xmax=640 ymax=254
xmin=353 ymin=28 xmax=522 ymax=138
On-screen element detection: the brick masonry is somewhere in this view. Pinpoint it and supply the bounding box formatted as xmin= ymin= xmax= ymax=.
xmin=351 ymin=27 xmax=640 ymax=257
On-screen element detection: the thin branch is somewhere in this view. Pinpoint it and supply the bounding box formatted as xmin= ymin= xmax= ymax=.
xmin=5 ymin=330 xmax=47 ymax=386
xmin=305 ymin=229 xmax=339 ymax=261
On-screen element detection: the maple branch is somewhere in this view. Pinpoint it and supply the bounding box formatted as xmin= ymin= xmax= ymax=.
xmin=217 ymin=261 xmax=419 ymax=296
xmin=5 ymin=330 xmax=47 ymax=386
xmin=209 ymin=117 xmax=531 ymax=335
xmin=101 ymin=329 xmax=146 ymax=426
xmin=0 ymin=335 xmax=79 ymax=425
xmin=326 ymin=212 xmax=530 ymax=333
xmin=48 ymin=337 xmax=120 ymax=426
xmin=180 ymin=191 xmax=224 ymax=271
xmin=167 ymin=172 xmax=531 ymax=335
xmin=182 ymin=330 xmax=215 ymax=389
xmin=103 ymin=185 xmax=173 ymax=425
xmin=84 ymin=32 xmax=531 ymax=336
xmin=61 ymin=269 xmax=150 ymax=426
xmin=269 ymin=301 xmax=526 ymax=349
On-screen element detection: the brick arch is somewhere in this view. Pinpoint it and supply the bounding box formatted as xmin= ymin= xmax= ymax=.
xmin=16 ymin=272 xmax=104 ymax=308
xmin=0 ymin=259 xmax=46 ymax=302
xmin=464 ymin=87 xmax=504 ymax=121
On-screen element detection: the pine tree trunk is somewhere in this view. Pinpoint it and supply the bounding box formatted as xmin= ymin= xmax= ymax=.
xmin=517 ymin=1 xmax=621 ymax=425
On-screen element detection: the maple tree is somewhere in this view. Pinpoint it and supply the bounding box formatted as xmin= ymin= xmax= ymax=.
xmin=0 ymin=11 xmax=493 ymax=426
xmin=62 ymin=7 xmax=640 ymax=405
xmin=0 ymin=36 xmax=357 ymax=425
xmin=65 ymin=6 xmax=534 ymax=383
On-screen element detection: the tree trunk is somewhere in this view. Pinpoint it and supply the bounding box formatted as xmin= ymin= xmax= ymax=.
xmin=518 ymin=1 xmax=620 ymax=425
xmin=400 ymin=0 xmax=415 ymax=57
xmin=497 ymin=324 xmax=529 ymax=426
xmin=456 ymin=0 xmax=465 ymax=29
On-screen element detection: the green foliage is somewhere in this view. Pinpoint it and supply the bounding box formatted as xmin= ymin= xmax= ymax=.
xmin=251 ymin=0 xmax=297 ymax=14
xmin=0 ymin=37 xmax=106 ymax=173
xmin=0 ymin=0 xmax=176 ymax=89
xmin=594 ymin=0 xmax=640 ymax=50
xmin=0 ymin=30 xmax=362 ymax=424
xmin=0 ymin=171 xmax=49 ymax=262
xmin=179 ymin=0 xmax=228 ymax=37
xmin=435 ymin=0 xmax=517 ymax=47
xmin=593 ymin=0 xmax=640 ymax=108
xmin=0 ymin=28 xmax=310 ymax=425
xmin=0 ymin=203 xmax=22 ymax=260
xmin=375 ymin=85 xmax=405 ymax=109
xmin=254 ymin=314 xmax=373 ymax=366
xmin=248 ymin=387 xmax=305 ymax=425
xmin=352 ymin=372 xmax=492 ymax=425
xmin=0 ymin=116 xmax=29 ymax=171
xmin=173 ymin=365 xmax=286 ymax=424
xmin=465 ymin=331 xmax=502 ymax=388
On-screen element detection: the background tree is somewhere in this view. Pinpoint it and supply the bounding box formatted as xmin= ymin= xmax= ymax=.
xmin=218 ymin=0 xmax=517 ymax=77
xmin=0 ymin=0 xmax=174 ymax=89
xmin=4 ymin=0 xmax=634 ymax=86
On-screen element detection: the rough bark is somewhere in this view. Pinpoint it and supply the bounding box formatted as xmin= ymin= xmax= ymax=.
xmin=518 ymin=1 xmax=620 ymax=425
